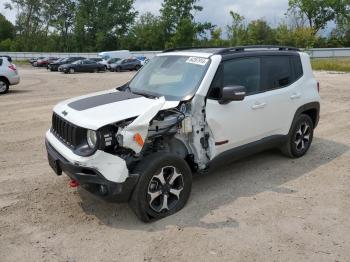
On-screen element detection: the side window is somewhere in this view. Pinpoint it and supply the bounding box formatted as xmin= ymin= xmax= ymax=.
xmin=291 ymin=56 xmax=303 ymax=80
xmin=208 ymin=57 xmax=261 ymax=99
xmin=262 ymin=56 xmax=293 ymax=91
xmin=0 ymin=58 xmax=2 ymax=66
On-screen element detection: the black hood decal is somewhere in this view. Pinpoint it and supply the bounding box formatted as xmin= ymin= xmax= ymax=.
xmin=68 ymin=91 xmax=141 ymax=111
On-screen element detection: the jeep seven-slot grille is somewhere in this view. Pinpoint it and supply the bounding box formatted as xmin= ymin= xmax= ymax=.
xmin=51 ymin=113 xmax=84 ymax=149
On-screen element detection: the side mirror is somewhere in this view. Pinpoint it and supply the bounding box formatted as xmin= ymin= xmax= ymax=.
xmin=219 ymin=85 xmax=246 ymax=104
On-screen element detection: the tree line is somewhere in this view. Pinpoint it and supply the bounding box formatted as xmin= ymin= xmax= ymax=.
xmin=0 ymin=0 xmax=349 ymax=52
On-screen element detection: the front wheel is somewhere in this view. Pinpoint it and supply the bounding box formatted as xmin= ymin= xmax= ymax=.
xmin=129 ymin=153 xmax=192 ymax=222
xmin=69 ymin=68 xmax=75 ymax=74
xmin=281 ymin=114 xmax=314 ymax=158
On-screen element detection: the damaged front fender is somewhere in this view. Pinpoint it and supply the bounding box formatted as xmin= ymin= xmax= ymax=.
xmin=118 ymin=97 xmax=166 ymax=153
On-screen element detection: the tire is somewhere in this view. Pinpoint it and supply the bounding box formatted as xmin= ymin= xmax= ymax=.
xmin=93 ymin=68 xmax=98 ymax=73
xmin=0 ymin=79 xmax=9 ymax=94
xmin=69 ymin=68 xmax=75 ymax=74
xmin=135 ymin=65 xmax=141 ymax=71
xmin=116 ymin=67 xmax=121 ymax=72
xmin=281 ymin=114 xmax=314 ymax=158
xmin=129 ymin=153 xmax=192 ymax=222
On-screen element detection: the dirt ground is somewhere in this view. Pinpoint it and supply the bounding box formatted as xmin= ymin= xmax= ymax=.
xmin=0 ymin=67 xmax=349 ymax=262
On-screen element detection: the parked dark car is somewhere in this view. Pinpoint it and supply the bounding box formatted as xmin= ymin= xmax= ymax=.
xmin=59 ymin=59 xmax=106 ymax=74
xmin=34 ymin=57 xmax=59 ymax=67
xmin=48 ymin=57 xmax=86 ymax=71
xmin=90 ymin=58 xmax=103 ymax=63
xmin=110 ymin=58 xmax=142 ymax=72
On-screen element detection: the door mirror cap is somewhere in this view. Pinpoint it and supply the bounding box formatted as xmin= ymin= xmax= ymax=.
xmin=219 ymin=85 xmax=246 ymax=104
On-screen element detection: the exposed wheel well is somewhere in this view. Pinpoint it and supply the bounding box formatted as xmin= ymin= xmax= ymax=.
xmin=301 ymin=108 xmax=318 ymax=127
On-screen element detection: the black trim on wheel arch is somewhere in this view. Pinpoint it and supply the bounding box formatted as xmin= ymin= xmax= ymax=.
xmin=289 ymin=102 xmax=320 ymax=134
xmin=209 ymin=135 xmax=288 ymax=169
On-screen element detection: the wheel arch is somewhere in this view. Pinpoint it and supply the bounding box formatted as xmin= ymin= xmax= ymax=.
xmin=0 ymin=75 xmax=10 ymax=85
xmin=289 ymin=102 xmax=320 ymax=135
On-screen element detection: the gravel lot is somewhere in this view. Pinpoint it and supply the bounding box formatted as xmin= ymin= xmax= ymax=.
xmin=0 ymin=67 xmax=349 ymax=262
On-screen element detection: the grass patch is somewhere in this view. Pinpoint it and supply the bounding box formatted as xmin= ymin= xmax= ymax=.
xmin=311 ymin=58 xmax=350 ymax=72
xmin=13 ymin=60 xmax=31 ymax=66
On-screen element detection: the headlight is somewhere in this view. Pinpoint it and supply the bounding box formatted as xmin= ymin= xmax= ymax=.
xmin=87 ymin=130 xmax=97 ymax=148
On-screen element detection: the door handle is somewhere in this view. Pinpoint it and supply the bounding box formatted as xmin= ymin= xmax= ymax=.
xmin=251 ymin=102 xmax=267 ymax=110
xmin=290 ymin=93 xmax=301 ymax=99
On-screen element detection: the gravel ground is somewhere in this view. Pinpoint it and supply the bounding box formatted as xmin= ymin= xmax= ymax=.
xmin=0 ymin=68 xmax=349 ymax=262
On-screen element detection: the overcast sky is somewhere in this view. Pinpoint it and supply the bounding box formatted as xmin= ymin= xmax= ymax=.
xmin=1 ymin=0 xmax=290 ymax=28
xmin=134 ymin=0 xmax=290 ymax=29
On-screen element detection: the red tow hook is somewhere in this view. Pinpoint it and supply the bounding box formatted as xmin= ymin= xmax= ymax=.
xmin=69 ymin=180 xmax=79 ymax=188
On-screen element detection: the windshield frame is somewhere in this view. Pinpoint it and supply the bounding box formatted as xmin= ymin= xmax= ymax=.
xmin=128 ymin=55 xmax=211 ymax=101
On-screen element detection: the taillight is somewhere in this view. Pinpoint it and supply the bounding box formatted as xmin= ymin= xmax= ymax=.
xmin=317 ymin=82 xmax=320 ymax=93
xmin=8 ymin=64 xmax=16 ymax=72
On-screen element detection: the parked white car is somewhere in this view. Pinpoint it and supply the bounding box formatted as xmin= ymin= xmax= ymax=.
xmin=0 ymin=56 xmax=20 ymax=94
xmin=45 ymin=46 xmax=320 ymax=222
xmin=98 ymin=50 xmax=132 ymax=69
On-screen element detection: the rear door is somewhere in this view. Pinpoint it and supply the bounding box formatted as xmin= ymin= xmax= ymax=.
xmin=259 ymin=55 xmax=303 ymax=135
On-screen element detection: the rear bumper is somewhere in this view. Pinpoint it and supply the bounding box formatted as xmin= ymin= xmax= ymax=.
xmin=9 ymin=75 xmax=20 ymax=85
xmin=46 ymin=139 xmax=139 ymax=202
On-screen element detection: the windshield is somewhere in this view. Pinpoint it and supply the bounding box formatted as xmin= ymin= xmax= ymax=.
xmin=129 ymin=56 xmax=210 ymax=101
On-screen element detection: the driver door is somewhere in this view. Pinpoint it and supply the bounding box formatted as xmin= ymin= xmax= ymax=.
xmin=206 ymin=57 xmax=269 ymax=156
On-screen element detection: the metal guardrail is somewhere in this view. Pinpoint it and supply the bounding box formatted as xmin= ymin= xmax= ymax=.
xmin=1 ymin=48 xmax=350 ymax=60
xmin=306 ymin=48 xmax=350 ymax=58
xmin=0 ymin=51 xmax=162 ymax=60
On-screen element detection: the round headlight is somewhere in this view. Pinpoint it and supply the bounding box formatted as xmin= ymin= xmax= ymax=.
xmin=87 ymin=130 xmax=97 ymax=148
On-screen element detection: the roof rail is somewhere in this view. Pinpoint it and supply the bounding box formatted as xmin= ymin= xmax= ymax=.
xmin=215 ymin=45 xmax=300 ymax=54
xmin=162 ymin=46 xmax=221 ymax=53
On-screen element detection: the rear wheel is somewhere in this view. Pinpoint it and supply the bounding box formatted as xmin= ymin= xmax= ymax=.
xmin=69 ymin=68 xmax=75 ymax=74
xmin=129 ymin=153 xmax=192 ymax=222
xmin=0 ymin=79 xmax=9 ymax=94
xmin=281 ymin=114 xmax=314 ymax=158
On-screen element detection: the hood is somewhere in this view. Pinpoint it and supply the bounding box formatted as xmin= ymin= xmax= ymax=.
xmin=53 ymin=89 xmax=180 ymax=130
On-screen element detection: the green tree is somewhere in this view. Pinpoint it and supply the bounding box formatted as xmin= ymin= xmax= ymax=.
xmin=0 ymin=14 xmax=15 ymax=41
xmin=131 ymin=12 xmax=165 ymax=50
xmin=74 ymin=0 xmax=137 ymax=51
xmin=288 ymin=0 xmax=349 ymax=33
xmin=246 ymin=19 xmax=275 ymax=45
xmin=227 ymin=11 xmax=247 ymax=45
xmin=160 ymin=0 xmax=212 ymax=47
xmin=6 ymin=0 xmax=44 ymax=51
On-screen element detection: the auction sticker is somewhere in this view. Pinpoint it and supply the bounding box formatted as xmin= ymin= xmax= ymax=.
xmin=186 ymin=57 xmax=209 ymax=66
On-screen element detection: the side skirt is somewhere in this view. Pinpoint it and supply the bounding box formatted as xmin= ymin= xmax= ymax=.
xmin=207 ymin=135 xmax=288 ymax=170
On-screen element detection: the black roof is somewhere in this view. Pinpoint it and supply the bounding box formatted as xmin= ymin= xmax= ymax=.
xmin=163 ymin=45 xmax=300 ymax=55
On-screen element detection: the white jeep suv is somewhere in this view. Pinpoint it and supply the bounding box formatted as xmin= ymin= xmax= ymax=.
xmin=0 ymin=56 xmax=20 ymax=94
xmin=45 ymin=46 xmax=320 ymax=222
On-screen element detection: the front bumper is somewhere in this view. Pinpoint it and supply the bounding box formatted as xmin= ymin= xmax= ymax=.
xmin=45 ymin=131 xmax=139 ymax=202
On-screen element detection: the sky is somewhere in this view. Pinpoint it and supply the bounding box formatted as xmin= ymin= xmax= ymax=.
xmin=0 ymin=0 xmax=290 ymax=29
xmin=134 ymin=0 xmax=290 ymax=30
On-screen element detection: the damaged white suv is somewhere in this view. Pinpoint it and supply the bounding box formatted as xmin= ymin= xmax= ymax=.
xmin=46 ymin=46 xmax=320 ymax=222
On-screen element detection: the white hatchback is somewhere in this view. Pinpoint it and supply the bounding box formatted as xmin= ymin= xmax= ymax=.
xmin=0 ymin=56 xmax=20 ymax=94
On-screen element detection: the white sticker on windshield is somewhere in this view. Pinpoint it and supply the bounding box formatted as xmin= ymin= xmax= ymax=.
xmin=186 ymin=57 xmax=209 ymax=66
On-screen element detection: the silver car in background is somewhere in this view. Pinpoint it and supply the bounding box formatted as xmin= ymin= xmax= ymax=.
xmin=0 ymin=56 xmax=20 ymax=94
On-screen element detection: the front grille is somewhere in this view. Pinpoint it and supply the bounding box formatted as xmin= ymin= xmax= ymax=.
xmin=51 ymin=113 xmax=84 ymax=149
